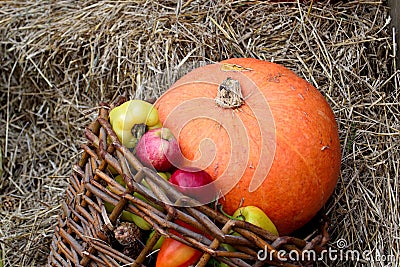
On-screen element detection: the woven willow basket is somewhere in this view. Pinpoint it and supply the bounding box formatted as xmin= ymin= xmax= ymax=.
xmin=47 ymin=97 xmax=330 ymax=267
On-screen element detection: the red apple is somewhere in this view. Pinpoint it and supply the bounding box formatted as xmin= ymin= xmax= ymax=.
xmin=156 ymin=235 xmax=202 ymax=267
xmin=135 ymin=128 xmax=181 ymax=171
xmin=169 ymin=168 xmax=217 ymax=204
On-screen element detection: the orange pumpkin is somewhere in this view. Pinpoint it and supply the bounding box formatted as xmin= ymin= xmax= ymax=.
xmin=155 ymin=58 xmax=340 ymax=235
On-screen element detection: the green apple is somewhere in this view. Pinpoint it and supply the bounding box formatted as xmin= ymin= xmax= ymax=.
xmin=120 ymin=209 xmax=152 ymax=230
xmin=113 ymin=174 xmax=164 ymax=211
xmin=104 ymin=201 xmax=152 ymax=230
xmin=115 ymin=175 xmax=126 ymax=187
xmin=139 ymin=172 xmax=170 ymax=211
xmin=158 ymin=171 xmax=171 ymax=180
xmin=218 ymin=243 xmax=236 ymax=267
xmin=141 ymin=171 xmax=171 ymax=189
xmin=232 ymin=206 xmax=279 ymax=236
xmin=147 ymin=230 xmax=165 ymax=251
xmin=105 ymin=185 xmax=152 ymax=231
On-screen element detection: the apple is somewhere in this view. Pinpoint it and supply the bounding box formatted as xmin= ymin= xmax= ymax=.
xmin=112 ymin=174 xmax=165 ymax=211
xmin=106 ymin=175 xmax=153 ymax=230
xmin=169 ymin=167 xmax=216 ymax=204
xmin=141 ymin=171 xmax=171 ymax=189
xmin=104 ymin=196 xmax=152 ymax=230
xmin=135 ymin=128 xmax=181 ymax=172
xmin=232 ymin=206 xmax=279 ymax=236
xmin=155 ymin=220 xmax=204 ymax=267
xmin=109 ymin=99 xmax=160 ymax=148
xmin=147 ymin=230 xmax=165 ymax=251
xmin=156 ymin=235 xmax=203 ymax=267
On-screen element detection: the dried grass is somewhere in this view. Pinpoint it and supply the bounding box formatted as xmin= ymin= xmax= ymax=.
xmin=0 ymin=0 xmax=399 ymax=266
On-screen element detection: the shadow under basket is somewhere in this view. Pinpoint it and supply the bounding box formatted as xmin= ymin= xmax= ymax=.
xmin=47 ymin=97 xmax=330 ymax=267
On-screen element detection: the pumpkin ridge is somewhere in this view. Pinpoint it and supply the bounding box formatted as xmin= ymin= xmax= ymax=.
xmin=275 ymin=130 xmax=324 ymax=194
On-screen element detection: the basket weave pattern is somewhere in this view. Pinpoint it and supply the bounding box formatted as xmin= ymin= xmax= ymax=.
xmin=47 ymin=98 xmax=329 ymax=267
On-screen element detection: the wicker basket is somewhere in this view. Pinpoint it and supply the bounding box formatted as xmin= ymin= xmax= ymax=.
xmin=47 ymin=97 xmax=330 ymax=267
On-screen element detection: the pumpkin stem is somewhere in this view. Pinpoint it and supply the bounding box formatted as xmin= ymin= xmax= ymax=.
xmin=215 ymin=77 xmax=244 ymax=109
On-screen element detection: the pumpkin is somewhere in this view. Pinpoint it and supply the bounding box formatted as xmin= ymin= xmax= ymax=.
xmin=155 ymin=58 xmax=341 ymax=235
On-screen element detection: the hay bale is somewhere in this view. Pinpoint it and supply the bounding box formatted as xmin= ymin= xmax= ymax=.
xmin=0 ymin=0 xmax=398 ymax=266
